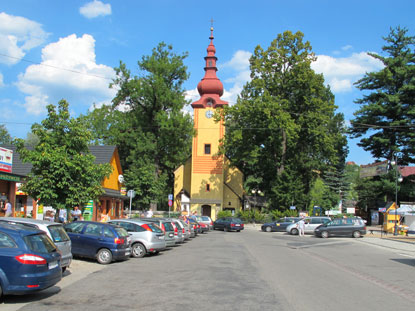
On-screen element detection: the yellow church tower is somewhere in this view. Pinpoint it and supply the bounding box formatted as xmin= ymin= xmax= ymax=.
xmin=174 ymin=28 xmax=244 ymax=220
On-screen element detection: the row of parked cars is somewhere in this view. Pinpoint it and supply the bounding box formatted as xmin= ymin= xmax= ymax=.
xmin=0 ymin=215 xmax=214 ymax=298
xmin=260 ymin=216 xmax=367 ymax=238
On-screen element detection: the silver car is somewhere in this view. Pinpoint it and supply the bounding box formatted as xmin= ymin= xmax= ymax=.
xmin=0 ymin=217 xmax=72 ymax=271
xmin=286 ymin=216 xmax=332 ymax=235
xmin=108 ymin=219 xmax=166 ymax=258
xmin=165 ymin=218 xmax=185 ymax=244
xmin=140 ymin=218 xmax=176 ymax=247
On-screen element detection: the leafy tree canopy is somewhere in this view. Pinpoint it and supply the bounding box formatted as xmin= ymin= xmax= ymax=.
xmin=13 ymin=100 xmax=112 ymax=209
xmin=107 ymin=42 xmax=194 ymax=209
xmin=0 ymin=124 xmax=12 ymax=144
xmin=220 ymin=31 xmax=348 ymax=210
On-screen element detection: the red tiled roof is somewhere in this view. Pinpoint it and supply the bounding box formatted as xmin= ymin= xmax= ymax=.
xmin=399 ymin=166 xmax=415 ymax=177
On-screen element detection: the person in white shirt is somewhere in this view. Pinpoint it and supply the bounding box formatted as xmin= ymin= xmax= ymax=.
xmin=71 ymin=206 xmax=82 ymax=221
xmin=145 ymin=208 xmax=153 ymax=218
xmin=297 ymin=218 xmax=305 ymax=236
xmin=59 ymin=208 xmax=68 ymax=223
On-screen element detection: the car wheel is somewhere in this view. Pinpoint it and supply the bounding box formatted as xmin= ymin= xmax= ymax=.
xmin=132 ymin=243 xmax=147 ymax=258
xmin=290 ymin=228 xmax=299 ymax=235
xmin=237 ymin=230 xmax=241 ymax=232
xmin=0 ymin=282 xmax=2 ymax=298
xmin=62 ymin=266 xmax=67 ymax=273
xmin=97 ymin=248 xmax=113 ymax=264
xmin=353 ymin=231 xmax=361 ymax=238
xmin=321 ymin=231 xmax=329 ymax=238
xmin=265 ymin=226 xmax=272 ymax=232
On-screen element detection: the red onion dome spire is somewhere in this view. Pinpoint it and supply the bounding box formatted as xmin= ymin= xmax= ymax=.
xmin=197 ymin=27 xmax=224 ymax=97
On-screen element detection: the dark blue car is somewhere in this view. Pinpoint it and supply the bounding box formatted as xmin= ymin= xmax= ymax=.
xmin=64 ymin=221 xmax=131 ymax=264
xmin=0 ymin=223 xmax=62 ymax=297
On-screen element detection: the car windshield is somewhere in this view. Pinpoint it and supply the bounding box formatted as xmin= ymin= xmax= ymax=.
xmin=232 ymin=218 xmax=243 ymax=224
xmin=48 ymin=225 xmax=70 ymax=242
xmin=163 ymin=222 xmax=174 ymax=231
xmin=146 ymin=223 xmax=163 ymax=233
xmin=114 ymin=227 xmax=129 ymax=237
xmin=24 ymin=233 xmax=56 ymax=254
xmin=201 ymin=216 xmax=210 ymax=221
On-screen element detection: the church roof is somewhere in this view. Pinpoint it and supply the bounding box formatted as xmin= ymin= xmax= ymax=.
xmin=192 ymin=27 xmax=228 ymax=109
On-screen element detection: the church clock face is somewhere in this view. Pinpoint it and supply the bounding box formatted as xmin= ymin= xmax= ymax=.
xmin=205 ymin=110 xmax=213 ymax=119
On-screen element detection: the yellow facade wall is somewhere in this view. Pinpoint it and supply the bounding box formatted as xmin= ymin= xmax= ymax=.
xmin=101 ymin=150 xmax=123 ymax=191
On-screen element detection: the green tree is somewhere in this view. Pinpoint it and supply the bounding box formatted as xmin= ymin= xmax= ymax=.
xmin=221 ymin=31 xmax=348 ymax=210
xmin=350 ymin=26 xmax=415 ymax=164
xmin=13 ymin=100 xmax=112 ymax=209
xmin=0 ymin=124 xmax=12 ymax=144
xmin=80 ymin=104 xmax=122 ymax=146
xmin=109 ymin=42 xmax=194 ymax=209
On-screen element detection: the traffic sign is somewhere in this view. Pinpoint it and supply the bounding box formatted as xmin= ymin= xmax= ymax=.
xmin=127 ymin=190 xmax=136 ymax=198
xmin=168 ymin=194 xmax=173 ymax=200
xmin=168 ymin=200 xmax=173 ymax=207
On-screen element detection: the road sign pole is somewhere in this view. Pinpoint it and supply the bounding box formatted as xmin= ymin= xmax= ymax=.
xmin=129 ymin=195 xmax=132 ymax=218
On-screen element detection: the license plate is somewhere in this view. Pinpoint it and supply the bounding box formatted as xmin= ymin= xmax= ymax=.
xmin=235 ymin=224 xmax=240 ymax=226
xmin=159 ymin=236 xmax=164 ymax=240
xmin=49 ymin=261 xmax=58 ymax=270
xmin=276 ymin=224 xmax=280 ymax=226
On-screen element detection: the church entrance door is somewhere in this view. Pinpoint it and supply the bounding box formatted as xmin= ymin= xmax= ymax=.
xmin=201 ymin=205 xmax=211 ymax=217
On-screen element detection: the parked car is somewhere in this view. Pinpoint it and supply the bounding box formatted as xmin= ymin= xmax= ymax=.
xmin=108 ymin=219 xmax=166 ymax=258
xmin=213 ymin=217 xmax=244 ymax=232
xmin=261 ymin=217 xmax=301 ymax=232
xmin=188 ymin=218 xmax=201 ymax=234
xmin=314 ymin=217 xmax=367 ymax=238
xmin=140 ymin=218 xmax=176 ymax=247
xmin=64 ymin=221 xmax=131 ymax=264
xmin=0 ymin=217 xmax=72 ymax=272
xmin=286 ymin=217 xmax=332 ymax=235
xmin=198 ymin=221 xmax=209 ymax=233
xmin=177 ymin=219 xmax=191 ymax=240
xmin=166 ymin=219 xmax=185 ymax=243
xmin=195 ymin=216 xmax=213 ymax=230
xmin=0 ymin=223 xmax=62 ymax=297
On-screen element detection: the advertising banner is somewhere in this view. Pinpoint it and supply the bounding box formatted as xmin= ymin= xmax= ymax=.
xmin=0 ymin=147 xmax=13 ymax=173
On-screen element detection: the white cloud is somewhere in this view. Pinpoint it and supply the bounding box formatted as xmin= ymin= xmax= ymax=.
xmin=220 ymin=50 xmax=252 ymax=104
xmin=0 ymin=12 xmax=49 ymax=65
xmin=221 ymin=50 xmax=251 ymax=71
xmin=80 ymin=1 xmax=112 ymax=19
xmin=16 ymin=34 xmax=116 ymax=115
xmin=312 ymin=52 xmax=384 ymax=93
xmin=342 ymin=45 xmax=353 ymax=51
xmin=0 ymin=72 xmax=4 ymax=87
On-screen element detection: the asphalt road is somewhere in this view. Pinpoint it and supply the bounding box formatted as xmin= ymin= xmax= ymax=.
xmin=2 ymin=228 xmax=415 ymax=311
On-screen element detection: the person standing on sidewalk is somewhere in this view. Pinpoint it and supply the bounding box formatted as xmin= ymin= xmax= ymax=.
xmin=298 ymin=217 xmax=305 ymax=236
xmin=71 ymin=206 xmax=82 ymax=221
xmin=3 ymin=199 xmax=12 ymax=217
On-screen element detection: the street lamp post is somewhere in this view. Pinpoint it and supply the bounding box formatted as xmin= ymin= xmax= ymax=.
xmin=251 ymin=189 xmax=261 ymax=226
xmin=391 ymin=157 xmax=403 ymax=236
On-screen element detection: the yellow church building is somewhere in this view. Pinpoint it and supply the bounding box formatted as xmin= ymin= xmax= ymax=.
xmin=174 ymin=28 xmax=244 ymax=220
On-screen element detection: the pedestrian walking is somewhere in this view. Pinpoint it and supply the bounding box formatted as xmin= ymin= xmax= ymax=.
xmin=298 ymin=217 xmax=305 ymax=236
xmin=3 ymin=199 xmax=12 ymax=217
xmin=145 ymin=208 xmax=153 ymax=218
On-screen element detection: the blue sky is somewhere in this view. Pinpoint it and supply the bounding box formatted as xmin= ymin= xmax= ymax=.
xmin=1 ymin=0 xmax=414 ymax=165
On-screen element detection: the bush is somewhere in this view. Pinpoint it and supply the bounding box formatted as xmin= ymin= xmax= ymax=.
xmin=217 ymin=210 xmax=233 ymax=219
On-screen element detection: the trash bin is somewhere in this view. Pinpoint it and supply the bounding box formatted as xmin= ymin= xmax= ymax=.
xmin=83 ymin=210 xmax=92 ymax=221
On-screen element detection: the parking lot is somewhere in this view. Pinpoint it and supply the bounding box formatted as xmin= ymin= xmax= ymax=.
xmin=2 ymin=227 xmax=415 ymax=311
